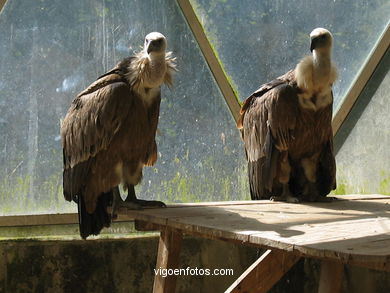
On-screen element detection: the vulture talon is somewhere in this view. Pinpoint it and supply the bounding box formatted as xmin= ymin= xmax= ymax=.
xmin=127 ymin=199 xmax=166 ymax=208
xmin=118 ymin=201 xmax=143 ymax=210
xmin=124 ymin=184 xmax=166 ymax=208
xmin=311 ymin=196 xmax=337 ymax=203
xmin=270 ymin=195 xmax=299 ymax=203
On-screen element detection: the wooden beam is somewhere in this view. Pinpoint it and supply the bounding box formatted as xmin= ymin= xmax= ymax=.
xmin=0 ymin=212 xmax=134 ymax=227
xmin=0 ymin=0 xmax=7 ymax=14
xmin=0 ymin=213 xmax=79 ymax=227
xmin=1 ymin=194 xmax=385 ymax=227
xmin=225 ymin=249 xmax=301 ymax=293
xmin=153 ymin=228 xmax=183 ymax=293
xmin=332 ymin=22 xmax=390 ymax=135
xmin=318 ymin=260 xmax=344 ymax=293
xmin=176 ymin=0 xmax=241 ymax=123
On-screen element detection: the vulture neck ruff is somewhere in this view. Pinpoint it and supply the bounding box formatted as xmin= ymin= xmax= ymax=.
xmin=295 ymin=50 xmax=337 ymax=111
xmin=126 ymin=50 xmax=176 ymax=106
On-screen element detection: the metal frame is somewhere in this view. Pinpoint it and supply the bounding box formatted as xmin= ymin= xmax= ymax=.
xmin=0 ymin=0 xmax=389 ymax=227
xmin=0 ymin=0 xmax=6 ymax=14
xmin=177 ymin=0 xmax=241 ymax=123
xmin=332 ymin=21 xmax=390 ymax=135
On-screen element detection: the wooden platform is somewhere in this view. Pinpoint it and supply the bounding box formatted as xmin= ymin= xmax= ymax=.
xmin=117 ymin=194 xmax=390 ymax=293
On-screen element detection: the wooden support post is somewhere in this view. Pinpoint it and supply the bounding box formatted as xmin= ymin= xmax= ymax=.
xmin=153 ymin=227 xmax=183 ymax=293
xmin=318 ymin=260 xmax=344 ymax=293
xmin=226 ymin=249 xmax=301 ymax=293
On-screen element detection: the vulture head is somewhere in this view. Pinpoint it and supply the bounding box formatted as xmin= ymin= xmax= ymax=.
xmin=145 ymin=32 xmax=167 ymax=55
xmin=310 ymin=28 xmax=333 ymax=53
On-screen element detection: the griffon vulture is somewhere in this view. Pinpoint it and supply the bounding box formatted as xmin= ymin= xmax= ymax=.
xmin=61 ymin=32 xmax=176 ymax=238
xmin=237 ymin=28 xmax=337 ymax=202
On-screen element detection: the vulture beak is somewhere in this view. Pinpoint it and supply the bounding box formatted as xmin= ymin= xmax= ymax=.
xmin=310 ymin=37 xmax=318 ymax=52
xmin=147 ymin=38 xmax=164 ymax=54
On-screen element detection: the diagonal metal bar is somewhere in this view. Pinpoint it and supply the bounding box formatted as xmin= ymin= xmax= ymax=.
xmin=177 ymin=0 xmax=241 ymax=123
xmin=332 ymin=21 xmax=390 ymax=136
xmin=0 ymin=0 xmax=7 ymax=14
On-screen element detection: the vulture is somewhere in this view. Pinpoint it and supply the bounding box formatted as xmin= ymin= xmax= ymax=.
xmin=61 ymin=32 xmax=176 ymax=238
xmin=237 ymin=28 xmax=337 ymax=203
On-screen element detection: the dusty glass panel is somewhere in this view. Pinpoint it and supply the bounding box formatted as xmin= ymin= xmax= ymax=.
xmin=0 ymin=0 xmax=248 ymax=215
xmin=335 ymin=49 xmax=390 ymax=195
xmin=189 ymin=0 xmax=390 ymax=109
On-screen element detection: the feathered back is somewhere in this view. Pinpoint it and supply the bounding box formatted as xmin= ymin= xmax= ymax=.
xmin=237 ymin=70 xmax=296 ymax=129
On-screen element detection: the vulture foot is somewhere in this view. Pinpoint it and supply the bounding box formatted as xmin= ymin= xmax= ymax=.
xmin=311 ymin=196 xmax=337 ymax=203
xmin=270 ymin=195 xmax=299 ymax=203
xmin=126 ymin=198 xmax=166 ymax=208
xmin=111 ymin=198 xmax=143 ymax=220
xmin=270 ymin=184 xmax=299 ymax=203
xmin=124 ymin=184 xmax=166 ymax=208
xmin=111 ymin=186 xmax=142 ymax=220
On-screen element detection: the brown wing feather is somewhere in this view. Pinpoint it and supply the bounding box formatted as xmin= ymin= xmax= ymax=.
xmin=61 ymin=73 xmax=133 ymax=202
xmin=316 ymin=93 xmax=336 ymax=195
xmin=237 ymin=70 xmax=295 ymax=129
xmin=317 ymin=137 xmax=336 ymax=195
xmin=61 ymin=76 xmax=132 ymax=169
xmin=241 ymin=72 xmax=298 ymax=199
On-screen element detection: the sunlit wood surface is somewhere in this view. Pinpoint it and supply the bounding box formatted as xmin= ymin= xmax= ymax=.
xmin=121 ymin=194 xmax=390 ymax=272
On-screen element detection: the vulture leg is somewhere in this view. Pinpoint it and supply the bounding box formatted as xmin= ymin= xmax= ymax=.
xmin=270 ymin=152 xmax=299 ymax=203
xmin=124 ymin=184 xmax=166 ymax=208
xmin=271 ymin=183 xmax=299 ymax=203
xmin=301 ymin=154 xmax=334 ymax=202
xmin=304 ymin=182 xmax=335 ymax=202
xmin=111 ymin=186 xmax=142 ymax=217
xmin=301 ymin=156 xmax=319 ymax=201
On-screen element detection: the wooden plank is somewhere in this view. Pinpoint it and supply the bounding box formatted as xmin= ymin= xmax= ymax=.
xmin=318 ymin=260 xmax=344 ymax=293
xmin=123 ymin=197 xmax=390 ymax=269
xmin=166 ymin=195 xmax=388 ymax=206
xmin=153 ymin=228 xmax=183 ymax=293
xmin=125 ymin=196 xmax=390 ymax=225
xmin=0 ymin=212 xmax=134 ymax=227
xmin=0 ymin=213 xmax=79 ymax=227
xmin=123 ymin=197 xmax=390 ymax=233
xmin=328 ymin=194 xmax=389 ymax=201
xmin=1 ymin=195 xmax=385 ymax=227
xmin=226 ymin=249 xmax=301 ymax=293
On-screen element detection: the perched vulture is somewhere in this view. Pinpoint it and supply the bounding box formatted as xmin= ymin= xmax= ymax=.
xmin=237 ymin=28 xmax=337 ymax=202
xmin=61 ymin=32 xmax=176 ymax=238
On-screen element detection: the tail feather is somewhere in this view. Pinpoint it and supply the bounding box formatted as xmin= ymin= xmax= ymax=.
xmin=78 ymin=192 xmax=112 ymax=239
xmin=263 ymin=128 xmax=279 ymax=192
xmin=248 ymin=127 xmax=280 ymax=200
xmin=248 ymin=159 xmax=263 ymax=200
